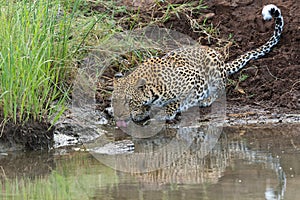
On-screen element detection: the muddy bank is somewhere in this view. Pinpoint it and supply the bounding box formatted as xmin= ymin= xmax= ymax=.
xmin=0 ymin=114 xmax=54 ymax=152
xmin=1 ymin=0 xmax=299 ymax=152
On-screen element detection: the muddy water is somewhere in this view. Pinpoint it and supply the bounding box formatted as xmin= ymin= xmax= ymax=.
xmin=1 ymin=124 xmax=300 ymax=200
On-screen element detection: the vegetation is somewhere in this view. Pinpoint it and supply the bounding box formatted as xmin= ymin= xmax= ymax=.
xmin=0 ymin=0 xmax=120 ymax=125
xmin=0 ymin=0 xmax=215 ymax=126
xmin=0 ymin=0 xmax=231 ymax=146
xmin=227 ymin=72 xmax=249 ymax=95
xmin=0 ymin=0 xmax=78 ymax=124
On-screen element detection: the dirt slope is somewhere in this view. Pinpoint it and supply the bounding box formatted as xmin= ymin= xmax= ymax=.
xmin=205 ymin=0 xmax=300 ymax=110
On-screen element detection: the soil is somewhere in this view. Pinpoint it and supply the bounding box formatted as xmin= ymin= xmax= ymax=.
xmin=114 ymin=0 xmax=300 ymax=112
xmin=1 ymin=0 xmax=299 ymax=151
xmin=0 ymin=112 xmax=54 ymax=151
xmin=204 ymin=0 xmax=300 ymax=111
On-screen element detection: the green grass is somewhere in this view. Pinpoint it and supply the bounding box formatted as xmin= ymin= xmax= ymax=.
xmin=227 ymin=72 xmax=249 ymax=94
xmin=0 ymin=0 xmax=131 ymax=125
xmin=0 ymin=0 xmax=73 ymax=123
xmin=0 ymin=0 xmax=87 ymax=124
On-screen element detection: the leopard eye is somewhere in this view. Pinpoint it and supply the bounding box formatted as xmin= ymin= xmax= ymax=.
xmin=114 ymin=72 xmax=123 ymax=78
xmin=129 ymin=99 xmax=137 ymax=107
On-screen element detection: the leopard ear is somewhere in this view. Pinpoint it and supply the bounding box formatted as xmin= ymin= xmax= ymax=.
xmin=113 ymin=77 xmax=118 ymax=87
xmin=113 ymin=72 xmax=123 ymax=87
xmin=134 ymin=78 xmax=146 ymax=90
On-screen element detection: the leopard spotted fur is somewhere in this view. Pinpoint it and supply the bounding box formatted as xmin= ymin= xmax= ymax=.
xmin=112 ymin=4 xmax=284 ymax=125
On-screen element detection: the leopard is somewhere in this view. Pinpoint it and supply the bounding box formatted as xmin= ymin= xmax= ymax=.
xmin=112 ymin=4 xmax=284 ymax=127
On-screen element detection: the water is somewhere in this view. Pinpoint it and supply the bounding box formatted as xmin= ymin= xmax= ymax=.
xmin=1 ymin=124 xmax=300 ymax=200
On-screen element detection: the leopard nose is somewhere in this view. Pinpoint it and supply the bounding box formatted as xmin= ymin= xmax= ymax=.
xmin=116 ymin=120 xmax=127 ymax=128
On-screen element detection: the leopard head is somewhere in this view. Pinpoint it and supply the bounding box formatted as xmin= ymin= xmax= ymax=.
xmin=112 ymin=77 xmax=151 ymax=125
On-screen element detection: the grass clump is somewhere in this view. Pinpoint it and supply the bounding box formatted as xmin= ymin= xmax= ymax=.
xmin=0 ymin=0 xmax=80 ymax=124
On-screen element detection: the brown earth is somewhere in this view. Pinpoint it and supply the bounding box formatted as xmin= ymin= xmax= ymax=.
xmin=1 ymin=0 xmax=299 ymax=151
xmin=0 ymin=111 xmax=54 ymax=151
xmin=115 ymin=0 xmax=300 ymax=112
xmin=205 ymin=0 xmax=300 ymax=111
xmin=97 ymin=0 xmax=299 ymax=124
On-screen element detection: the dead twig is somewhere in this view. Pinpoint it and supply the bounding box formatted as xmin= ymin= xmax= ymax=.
xmin=0 ymin=166 xmax=7 ymax=179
